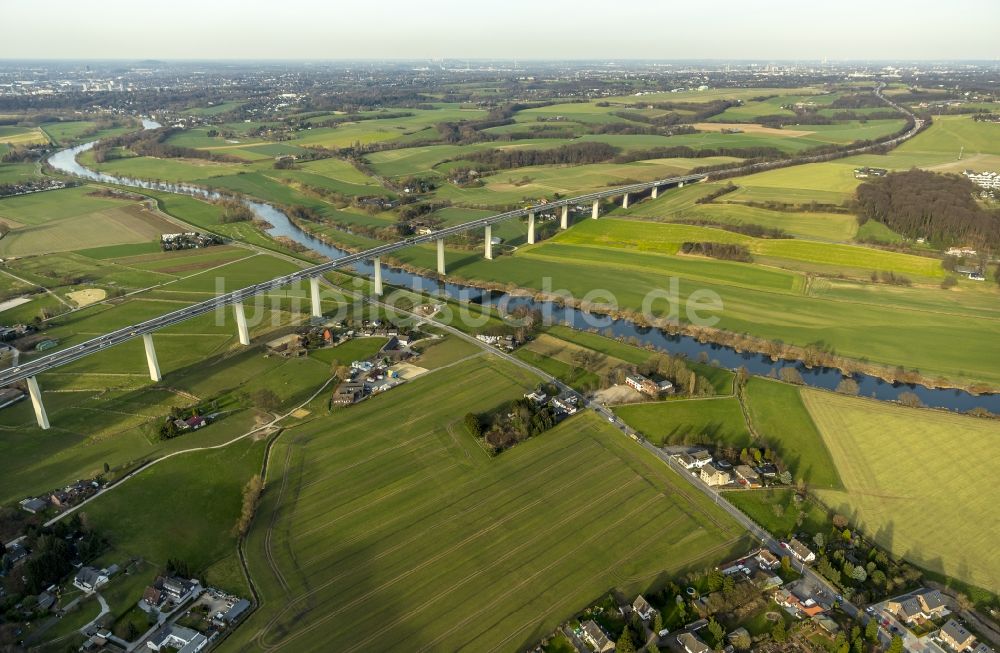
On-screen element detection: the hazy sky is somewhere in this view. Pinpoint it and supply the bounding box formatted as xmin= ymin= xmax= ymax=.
xmin=1 ymin=0 xmax=998 ymax=61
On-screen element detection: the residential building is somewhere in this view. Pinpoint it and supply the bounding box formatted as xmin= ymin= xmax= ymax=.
xmin=971 ymin=643 xmax=992 ymax=653
xmin=73 ymin=566 xmax=109 ymax=592
xmin=677 ymin=632 xmax=711 ymax=653
xmin=160 ymin=576 xmax=195 ymax=602
xmin=676 ymin=449 xmax=713 ymax=470
xmin=786 ymin=538 xmax=815 ymax=563
xmin=700 ymin=463 xmax=731 ymax=486
xmin=524 ymin=391 xmax=547 ymax=405
xmin=734 ymin=465 xmax=761 ymax=488
xmin=633 ymin=594 xmax=656 ymax=621
xmin=551 ymin=394 xmax=579 ymax=415
xmin=625 ymin=373 xmax=671 ymax=396
xmin=887 ymin=588 xmax=949 ymax=624
xmin=963 ymin=170 xmax=1000 ymax=189
xmin=581 ymin=620 xmax=615 ymax=653
xmin=939 ymin=619 xmax=976 ymax=652
xmin=143 ymin=585 xmax=164 ymax=607
xmin=755 ymin=549 xmax=780 ymax=570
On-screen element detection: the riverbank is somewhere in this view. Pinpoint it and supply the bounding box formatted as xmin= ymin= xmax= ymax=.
xmin=281 ymin=211 xmax=1000 ymax=401
xmin=44 ymin=129 xmax=1000 ymax=412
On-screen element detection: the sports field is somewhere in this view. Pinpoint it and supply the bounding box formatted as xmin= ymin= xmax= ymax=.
xmin=803 ymin=391 xmax=1000 ymax=592
xmin=229 ymin=356 xmax=747 ymax=652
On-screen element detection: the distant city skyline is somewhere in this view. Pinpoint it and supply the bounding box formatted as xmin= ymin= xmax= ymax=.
xmin=1 ymin=0 xmax=998 ymax=61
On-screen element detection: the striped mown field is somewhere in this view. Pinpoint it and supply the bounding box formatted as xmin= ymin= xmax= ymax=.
xmin=229 ymin=356 xmax=748 ymax=653
xmin=806 ymin=390 xmax=1000 ymax=592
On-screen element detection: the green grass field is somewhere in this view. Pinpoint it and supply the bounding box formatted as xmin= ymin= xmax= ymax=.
xmin=83 ymin=438 xmax=266 ymax=593
xmin=742 ymin=378 xmax=842 ymax=489
xmin=726 ymin=488 xmax=830 ymax=540
xmin=614 ymin=397 xmax=751 ymax=447
xmin=803 ymin=391 xmax=1000 ymax=592
xmin=228 ymin=356 xmax=747 ymax=652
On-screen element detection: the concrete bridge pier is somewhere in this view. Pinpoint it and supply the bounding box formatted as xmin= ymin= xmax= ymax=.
xmin=527 ymin=212 xmax=535 ymax=244
xmin=142 ymin=333 xmax=162 ymax=382
xmin=437 ymin=239 xmax=446 ymax=275
xmin=484 ymin=226 xmax=493 ymax=260
xmin=309 ymin=276 xmax=322 ymax=318
xmin=651 ymin=185 xmax=659 ymax=199
xmin=592 ymin=200 xmax=600 ymax=219
xmin=373 ymin=257 xmax=384 ymax=295
xmin=622 ymin=193 xmax=630 ymax=209
xmin=27 ymin=376 xmax=49 ymax=430
xmin=234 ymin=302 xmax=250 ymax=346
xmin=560 ymin=205 xmax=569 ymax=230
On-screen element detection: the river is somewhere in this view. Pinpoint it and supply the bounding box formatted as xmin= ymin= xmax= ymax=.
xmin=46 ymin=122 xmax=1000 ymax=413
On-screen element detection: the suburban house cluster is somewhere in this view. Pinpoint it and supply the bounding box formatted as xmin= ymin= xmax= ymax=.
xmin=524 ymin=387 xmax=581 ymax=419
xmin=875 ymin=588 xmax=992 ymax=653
xmin=80 ymin=577 xmax=251 ymax=653
xmin=963 ymin=169 xmax=1000 ymax=189
xmin=159 ymin=232 xmax=224 ymax=251
xmin=332 ymin=332 xmax=420 ymax=406
xmin=474 ymin=332 xmax=523 ymax=352
xmin=673 ymin=448 xmax=776 ymax=489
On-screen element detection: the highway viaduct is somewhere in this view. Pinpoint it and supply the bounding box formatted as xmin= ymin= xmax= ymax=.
xmin=4 ymin=173 xmax=703 ymax=429
xmin=9 ymin=82 xmax=921 ymax=429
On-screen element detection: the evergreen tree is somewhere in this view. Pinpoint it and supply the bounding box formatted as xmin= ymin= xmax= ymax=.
xmin=617 ymin=627 xmax=636 ymax=653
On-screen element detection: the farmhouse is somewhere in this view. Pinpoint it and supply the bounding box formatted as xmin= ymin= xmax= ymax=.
xmin=333 ymin=382 xmax=365 ymax=405
xmin=677 ymin=632 xmax=711 ymax=653
xmin=700 ymin=463 xmax=731 ymax=486
xmin=939 ymin=619 xmax=976 ymax=652
xmin=265 ymin=333 xmax=306 ymax=358
xmin=581 ymin=620 xmax=615 ymax=653
xmin=633 ymin=594 xmax=656 ymax=621
xmin=786 ymin=538 xmax=815 ymax=563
